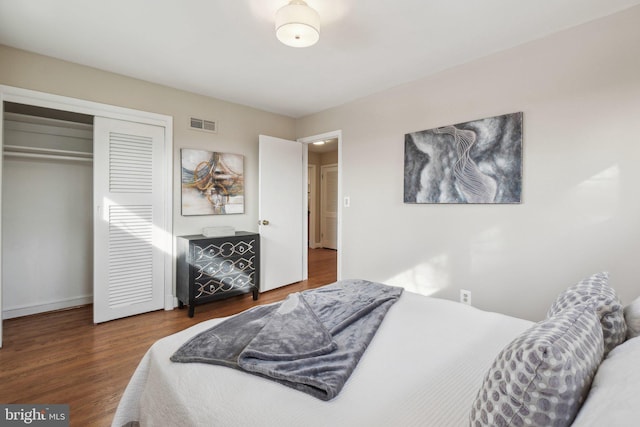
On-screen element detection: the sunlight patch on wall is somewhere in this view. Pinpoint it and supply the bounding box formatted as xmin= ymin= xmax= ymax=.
xmin=384 ymin=254 xmax=449 ymax=296
xmin=571 ymin=165 xmax=620 ymax=227
xmin=470 ymin=226 xmax=506 ymax=276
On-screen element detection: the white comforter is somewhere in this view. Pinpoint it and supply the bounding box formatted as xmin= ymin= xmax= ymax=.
xmin=112 ymin=291 xmax=532 ymax=427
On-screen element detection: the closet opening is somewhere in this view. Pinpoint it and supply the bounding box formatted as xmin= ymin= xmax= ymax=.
xmin=2 ymin=102 xmax=94 ymax=319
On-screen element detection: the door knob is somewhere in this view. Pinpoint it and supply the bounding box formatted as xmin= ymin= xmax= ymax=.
xmin=258 ymin=220 xmax=270 ymax=226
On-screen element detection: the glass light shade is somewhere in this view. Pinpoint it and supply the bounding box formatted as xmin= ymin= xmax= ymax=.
xmin=275 ymin=1 xmax=320 ymax=48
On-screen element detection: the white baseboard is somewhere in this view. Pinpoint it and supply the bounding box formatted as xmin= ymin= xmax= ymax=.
xmin=2 ymin=295 xmax=92 ymax=319
xmin=309 ymin=242 xmax=322 ymax=249
xmin=166 ymin=294 xmax=177 ymax=310
xmin=168 ymin=295 xmax=178 ymax=310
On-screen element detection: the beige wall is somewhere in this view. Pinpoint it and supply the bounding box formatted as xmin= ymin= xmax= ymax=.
xmin=320 ymin=150 xmax=338 ymax=165
xmin=297 ymin=6 xmax=640 ymax=320
xmin=2 ymin=5 xmax=639 ymax=322
xmin=0 ymin=44 xmax=296 ymax=237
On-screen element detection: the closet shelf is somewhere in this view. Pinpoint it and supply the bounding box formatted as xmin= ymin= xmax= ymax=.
xmin=3 ymin=144 xmax=93 ymax=162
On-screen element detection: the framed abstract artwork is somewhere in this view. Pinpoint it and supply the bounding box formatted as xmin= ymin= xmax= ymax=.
xmin=181 ymin=149 xmax=244 ymax=215
xmin=404 ymin=112 xmax=523 ymax=204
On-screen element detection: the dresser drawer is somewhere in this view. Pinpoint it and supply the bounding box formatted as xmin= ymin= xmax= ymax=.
xmin=193 ymin=239 xmax=256 ymax=261
xmin=193 ymin=271 xmax=256 ymax=299
xmin=194 ymin=255 xmax=256 ymax=278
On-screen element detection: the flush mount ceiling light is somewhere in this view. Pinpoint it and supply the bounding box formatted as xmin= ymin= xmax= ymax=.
xmin=275 ymin=0 xmax=320 ymax=48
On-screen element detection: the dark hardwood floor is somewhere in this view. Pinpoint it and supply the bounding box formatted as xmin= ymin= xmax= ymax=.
xmin=0 ymin=248 xmax=337 ymax=426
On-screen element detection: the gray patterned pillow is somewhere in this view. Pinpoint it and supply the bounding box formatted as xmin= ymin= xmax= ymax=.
xmin=547 ymin=272 xmax=626 ymax=355
xmin=623 ymin=296 xmax=640 ymax=339
xmin=470 ymin=305 xmax=604 ymax=427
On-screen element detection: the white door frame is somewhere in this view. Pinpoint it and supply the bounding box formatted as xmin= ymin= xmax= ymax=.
xmin=298 ymin=130 xmax=342 ymax=281
xmin=0 ymin=85 xmax=174 ymax=347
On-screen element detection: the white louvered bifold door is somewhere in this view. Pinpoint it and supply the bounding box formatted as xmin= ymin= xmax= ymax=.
xmin=93 ymin=118 xmax=165 ymax=323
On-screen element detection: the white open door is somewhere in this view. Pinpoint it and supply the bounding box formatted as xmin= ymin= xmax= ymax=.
xmin=259 ymin=135 xmax=304 ymax=292
xmin=93 ymin=117 xmax=165 ymax=323
xmin=321 ymin=164 xmax=338 ymax=250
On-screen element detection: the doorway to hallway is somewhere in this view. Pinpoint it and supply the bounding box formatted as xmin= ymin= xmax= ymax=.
xmin=306 ymin=136 xmax=339 ymax=286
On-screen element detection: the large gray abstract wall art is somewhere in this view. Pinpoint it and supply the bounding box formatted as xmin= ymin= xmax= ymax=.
xmin=404 ymin=112 xmax=522 ymax=204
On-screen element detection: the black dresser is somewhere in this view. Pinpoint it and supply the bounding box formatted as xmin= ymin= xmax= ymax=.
xmin=176 ymin=232 xmax=260 ymax=317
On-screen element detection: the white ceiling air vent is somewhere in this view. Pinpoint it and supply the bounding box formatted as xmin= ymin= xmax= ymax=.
xmin=190 ymin=117 xmax=217 ymax=133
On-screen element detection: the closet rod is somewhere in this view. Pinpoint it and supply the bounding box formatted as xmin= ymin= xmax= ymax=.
xmin=3 ymin=151 xmax=93 ymax=163
xmin=3 ymin=144 xmax=93 ymax=163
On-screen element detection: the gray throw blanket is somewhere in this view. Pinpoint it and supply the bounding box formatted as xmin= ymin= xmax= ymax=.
xmin=170 ymin=279 xmax=403 ymax=401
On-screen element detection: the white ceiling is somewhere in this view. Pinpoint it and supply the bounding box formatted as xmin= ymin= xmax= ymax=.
xmin=1 ymin=0 xmax=638 ymax=118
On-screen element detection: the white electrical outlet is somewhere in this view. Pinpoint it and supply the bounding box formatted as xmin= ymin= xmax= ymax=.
xmin=460 ymin=289 xmax=472 ymax=305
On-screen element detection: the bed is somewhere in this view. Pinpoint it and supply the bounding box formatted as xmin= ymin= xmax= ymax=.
xmin=112 ymin=274 xmax=640 ymax=427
